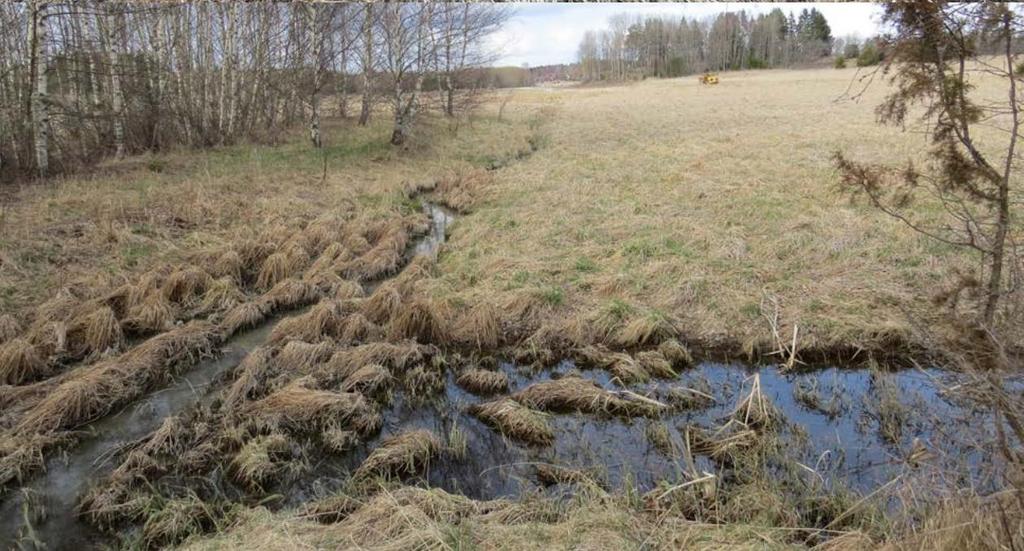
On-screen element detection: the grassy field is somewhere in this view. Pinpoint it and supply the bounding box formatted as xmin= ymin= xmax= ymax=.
xmin=0 ymin=66 xmax=1019 ymax=550
xmin=425 ymin=66 xmax=1003 ymax=360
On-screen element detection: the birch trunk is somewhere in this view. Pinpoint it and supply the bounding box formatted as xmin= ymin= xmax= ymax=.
xmin=29 ymin=0 xmax=49 ymax=177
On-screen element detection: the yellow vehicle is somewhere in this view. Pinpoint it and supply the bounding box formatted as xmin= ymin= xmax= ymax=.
xmin=698 ymin=72 xmax=719 ymax=85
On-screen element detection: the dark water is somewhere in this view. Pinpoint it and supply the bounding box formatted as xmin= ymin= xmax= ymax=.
xmin=288 ymin=360 xmax=1016 ymax=506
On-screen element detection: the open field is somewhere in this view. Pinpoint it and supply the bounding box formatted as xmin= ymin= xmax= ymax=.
xmin=0 ymin=65 xmax=1021 ymax=549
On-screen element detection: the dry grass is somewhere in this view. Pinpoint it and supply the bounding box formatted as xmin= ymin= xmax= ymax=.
xmin=421 ymin=68 xmax=1020 ymax=355
xmin=352 ymin=430 xmax=442 ymax=483
xmin=66 ymin=305 xmax=124 ymax=359
xmin=231 ymin=433 xmax=293 ymax=491
xmin=0 ymin=314 xmax=23 ymax=344
xmin=455 ymin=367 xmax=509 ymax=395
xmin=387 ymin=296 xmax=451 ymax=344
xmin=340 ymin=363 xmax=393 ymax=395
xmin=181 ymin=485 xmax=801 ymax=550
xmin=512 ymin=376 xmax=666 ymax=418
xmin=0 ymin=338 xmax=46 ymax=385
xmin=468 ymin=398 xmax=554 ymax=446
xmin=246 ymin=377 xmax=381 ymax=435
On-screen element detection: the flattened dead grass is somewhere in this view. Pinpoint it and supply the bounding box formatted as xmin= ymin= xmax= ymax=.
xmin=247 ymin=378 xmax=381 ymax=436
xmin=512 ymin=377 xmax=666 ymax=418
xmin=468 ymin=398 xmax=554 ymax=446
xmin=352 ymin=429 xmax=441 ymax=483
xmin=455 ymin=367 xmax=510 ymax=395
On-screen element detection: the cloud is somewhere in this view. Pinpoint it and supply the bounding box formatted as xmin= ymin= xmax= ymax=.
xmin=492 ymin=2 xmax=884 ymax=67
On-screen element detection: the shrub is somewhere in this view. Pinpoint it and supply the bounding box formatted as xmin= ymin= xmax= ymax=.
xmin=843 ymin=42 xmax=860 ymax=59
xmin=856 ymin=43 xmax=881 ymax=67
xmin=834 ymin=56 xmax=847 ymax=69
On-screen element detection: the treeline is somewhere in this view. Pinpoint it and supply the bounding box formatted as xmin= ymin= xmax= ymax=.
xmin=0 ymin=2 xmax=509 ymax=181
xmin=577 ymin=8 xmax=834 ymax=81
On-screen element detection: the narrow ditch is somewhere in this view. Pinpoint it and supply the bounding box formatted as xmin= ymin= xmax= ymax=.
xmin=0 ymin=200 xmax=456 ymax=549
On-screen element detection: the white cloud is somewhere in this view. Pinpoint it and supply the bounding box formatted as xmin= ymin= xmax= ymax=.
xmin=492 ymin=2 xmax=884 ymax=67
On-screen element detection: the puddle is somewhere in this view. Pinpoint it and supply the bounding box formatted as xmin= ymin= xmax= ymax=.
xmin=284 ymin=361 xmax=1017 ymax=506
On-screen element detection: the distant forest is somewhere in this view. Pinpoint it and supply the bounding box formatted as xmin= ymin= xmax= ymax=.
xmin=576 ymin=8 xmax=844 ymax=81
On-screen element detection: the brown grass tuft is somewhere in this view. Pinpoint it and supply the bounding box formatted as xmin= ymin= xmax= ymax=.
xmin=141 ymin=494 xmax=216 ymax=548
xmin=332 ymin=279 xmax=365 ymax=301
xmin=234 ymin=239 xmax=274 ymax=269
xmin=162 ymin=266 xmax=214 ymax=305
xmin=336 ymin=312 xmax=383 ymax=345
xmin=614 ymin=315 xmax=677 ymax=347
xmin=0 ymin=314 xmax=23 ymax=344
xmin=323 ymin=341 xmax=431 ymax=382
xmin=352 ymin=429 xmax=441 ymax=482
xmin=731 ymin=374 xmax=778 ymax=430
xmin=340 ymin=363 xmax=393 ymax=395
xmin=224 ymin=347 xmax=275 ymax=408
xmin=231 ymin=433 xmax=292 ymax=492
xmin=513 ymin=377 xmax=666 ymax=418
xmin=321 ymin=427 xmax=361 ymax=455
xmin=210 ymin=249 xmax=244 ymax=283
xmin=195 ymin=276 xmax=245 ymax=316
xmin=362 ymin=281 xmax=403 ymax=324
xmin=658 ymin=339 xmax=694 ymax=369
xmin=636 ymin=350 xmax=677 ymax=379
xmin=388 ymin=296 xmax=450 ymax=344
xmin=247 ymin=377 xmax=381 ymax=435
xmin=66 ymin=305 xmax=124 ymax=360
xmin=0 ymin=338 xmax=46 ymax=384
xmin=15 ymin=321 xmax=221 ymax=434
xmin=266 ymin=278 xmax=319 ymax=309
xmin=123 ymin=294 xmax=178 ymax=334
xmin=468 ymin=398 xmax=554 ymax=446
xmin=269 ymin=301 xmax=343 ymax=344
xmin=453 ymin=301 xmax=502 ymax=350
xmin=456 ymin=368 xmax=510 ymax=396
xmin=257 ymin=252 xmax=295 ymax=291
xmin=221 ymin=299 xmax=272 ymax=335
xmin=274 ymin=340 xmax=335 ymax=374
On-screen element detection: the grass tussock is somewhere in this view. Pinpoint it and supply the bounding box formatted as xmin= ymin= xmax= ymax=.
xmin=274 ymin=340 xmax=335 ymax=373
xmin=269 ymin=301 xmax=345 ymax=344
xmin=323 ymin=341 xmax=431 ymax=382
xmin=162 ymin=266 xmax=214 ymax=305
xmin=512 ymin=377 xmax=666 ymax=418
xmin=231 ymin=433 xmax=293 ymax=492
xmin=0 ymin=314 xmax=23 ymax=344
xmin=658 ymin=339 xmax=694 ymax=369
xmin=613 ymin=314 xmax=677 ymax=347
xmin=266 ymin=278 xmax=318 ymax=309
xmin=385 ymin=294 xmax=450 ymax=344
xmin=336 ymin=312 xmax=383 ymax=345
xmin=257 ymin=253 xmax=298 ymax=291
xmin=224 ymin=347 xmax=275 ymax=408
xmin=322 ymin=427 xmax=361 ymax=454
xmin=142 ymin=493 xmax=220 ymax=549
xmin=0 ymin=338 xmax=46 ymax=385
xmin=195 ymin=276 xmax=245 ymax=315
xmin=730 ymin=374 xmax=779 ymax=431
xmin=636 ymin=350 xmax=677 ymax=379
xmin=247 ymin=377 xmax=381 ymax=435
xmin=222 ymin=299 xmax=273 ymax=336
xmin=534 ymin=464 xmax=604 ymax=488
xmin=453 ymin=302 xmax=503 ymax=350
xmin=468 ymin=398 xmax=554 ymax=446
xmin=362 ymin=282 xmax=403 ymax=325
xmin=210 ymin=249 xmax=244 ymax=283
xmin=352 ymin=430 xmax=441 ymax=483
xmin=66 ymin=305 xmax=124 ymax=359
xmin=456 ymin=368 xmax=510 ymax=395
xmin=123 ymin=294 xmax=178 ymax=334
xmin=340 ymin=363 xmax=393 ymax=395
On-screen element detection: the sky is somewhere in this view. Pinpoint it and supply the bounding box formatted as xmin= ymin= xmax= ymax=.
xmin=489 ymin=2 xmax=885 ymax=68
